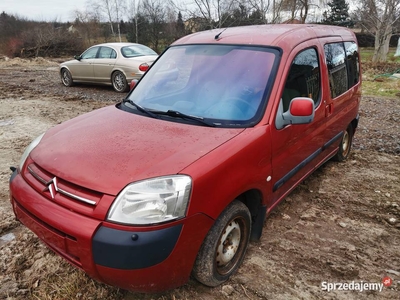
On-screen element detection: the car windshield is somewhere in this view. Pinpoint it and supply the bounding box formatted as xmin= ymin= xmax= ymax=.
xmin=126 ymin=44 xmax=279 ymax=127
xmin=121 ymin=45 xmax=157 ymax=58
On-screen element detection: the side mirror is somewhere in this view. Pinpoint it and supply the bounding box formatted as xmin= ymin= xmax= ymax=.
xmin=130 ymin=79 xmax=138 ymax=91
xmin=275 ymin=97 xmax=314 ymax=129
xmin=74 ymin=55 xmax=81 ymax=61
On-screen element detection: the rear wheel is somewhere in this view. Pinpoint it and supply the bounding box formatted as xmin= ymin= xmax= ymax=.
xmin=60 ymin=68 xmax=73 ymax=87
xmin=192 ymin=200 xmax=251 ymax=287
xmin=333 ymin=123 xmax=353 ymax=162
xmin=112 ymin=71 xmax=128 ymax=92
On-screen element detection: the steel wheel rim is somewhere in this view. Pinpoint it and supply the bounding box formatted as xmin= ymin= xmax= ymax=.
xmin=216 ymin=218 xmax=243 ymax=275
xmin=342 ymin=130 xmax=350 ymax=156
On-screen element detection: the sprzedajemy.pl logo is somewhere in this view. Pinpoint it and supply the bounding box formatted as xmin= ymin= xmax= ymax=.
xmin=321 ymin=276 xmax=393 ymax=293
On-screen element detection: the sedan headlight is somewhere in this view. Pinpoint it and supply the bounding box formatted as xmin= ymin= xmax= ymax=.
xmin=107 ymin=175 xmax=192 ymax=225
xmin=19 ymin=133 xmax=45 ymax=170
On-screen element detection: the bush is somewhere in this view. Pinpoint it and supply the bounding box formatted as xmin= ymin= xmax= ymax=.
xmin=16 ymin=25 xmax=85 ymax=58
xmin=356 ymin=33 xmax=400 ymax=48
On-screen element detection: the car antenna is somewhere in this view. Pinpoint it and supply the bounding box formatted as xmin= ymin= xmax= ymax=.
xmin=215 ymin=28 xmax=228 ymax=40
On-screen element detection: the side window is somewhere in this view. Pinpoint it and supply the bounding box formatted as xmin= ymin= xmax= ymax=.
xmin=324 ymin=43 xmax=347 ymax=98
xmin=98 ymin=47 xmax=117 ymax=59
xmin=282 ymin=48 xmax=320 ymax=112
xmin=81 ymin=47 xmax=99 ymax=59
xmin=344 ymin=42 xmax=360 ymax=88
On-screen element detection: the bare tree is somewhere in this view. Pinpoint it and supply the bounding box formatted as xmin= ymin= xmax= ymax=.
xmin=127 ymin=0 xmax=141 ymax=42
xmin=172 ymin=0 xmax=239 ymax=29
xmin=280 ymin=0 xmax=325 ymax=23
xmin=140 ymin=0 xmax=166 ymax=51
xmin=86 ymin=0 xmax=126 ymax=41
xmin=247 ymin=0 xmax=271 ymax=23
xmin=73 ymin=8 xmax=102 ymax=45
xmin=357 ymin=0 xmax=400 ymax=62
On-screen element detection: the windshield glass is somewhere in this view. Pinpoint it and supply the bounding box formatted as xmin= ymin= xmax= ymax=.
xmin=126 ymin=44 xmax=279 ymax=127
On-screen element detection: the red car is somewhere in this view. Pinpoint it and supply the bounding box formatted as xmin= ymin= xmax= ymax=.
xmin=9 ymin=24 xmax=361 ymax=292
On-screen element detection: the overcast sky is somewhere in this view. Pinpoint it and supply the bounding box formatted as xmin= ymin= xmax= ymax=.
xmin=0 ymin=0 xmax=86 ymax=22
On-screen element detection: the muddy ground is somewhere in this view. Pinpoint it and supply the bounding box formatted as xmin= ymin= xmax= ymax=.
xmin=0 ymin=57 xmax=399 ymax=300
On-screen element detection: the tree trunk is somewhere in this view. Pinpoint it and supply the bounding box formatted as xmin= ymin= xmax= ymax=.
xmin=372 ymin=19 xmax=392 ymax=62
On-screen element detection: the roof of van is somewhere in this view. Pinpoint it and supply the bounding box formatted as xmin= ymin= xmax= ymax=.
xmin=172 ymin=24 xmax=356 ymax=48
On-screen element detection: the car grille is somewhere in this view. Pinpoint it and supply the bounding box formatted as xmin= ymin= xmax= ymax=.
xmin=25 ymin=163 xmax=102 ymax=207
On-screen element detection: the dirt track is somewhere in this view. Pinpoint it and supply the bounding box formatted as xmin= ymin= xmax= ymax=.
xmin=0 ymin=57 xmax=399 ymax=299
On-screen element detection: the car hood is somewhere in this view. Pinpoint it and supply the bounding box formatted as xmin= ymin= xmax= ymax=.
xmin=31 ymin=106 xmax=244 ymax=195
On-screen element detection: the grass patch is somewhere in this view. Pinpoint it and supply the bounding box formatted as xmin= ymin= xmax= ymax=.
xmin=360 ymin=47 xmax=400 ymax=63
xmin=360 ymin=47 xmax=400 ymax=98
xmin=362 ymin=78 xmax=400 ymax=98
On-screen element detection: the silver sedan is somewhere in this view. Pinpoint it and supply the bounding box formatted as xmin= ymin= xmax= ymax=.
xmin=60 ymin=43 xmax=158 ymax=92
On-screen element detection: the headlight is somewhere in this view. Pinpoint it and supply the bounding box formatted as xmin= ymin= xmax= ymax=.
xmin=107 ymin=175 xmax=192 ymax=225
xmin=19 ymin=133 xmax=45 ymax=170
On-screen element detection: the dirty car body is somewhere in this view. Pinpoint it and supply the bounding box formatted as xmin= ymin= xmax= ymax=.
xmin=10 ymin=24 xmax=361 ymax=292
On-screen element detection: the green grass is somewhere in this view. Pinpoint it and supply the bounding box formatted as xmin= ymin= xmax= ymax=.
xmin=360 ymin=47 xmax=400 ymax=98
xmin=362 ymin=78 xmax=400 ymax=98
xmin=360 ymin=47 xmax=400 ymax=63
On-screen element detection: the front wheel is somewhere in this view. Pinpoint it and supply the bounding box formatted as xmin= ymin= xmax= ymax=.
xmin=333 ymin=123 xmax=353 ymax=162
xmin=192 ymin=200 xmax=251 ymax=287
xmin=60 ymin=68 xmax=73 ymax=87
xmin=112 ymin=71 xmax=128 ymax=92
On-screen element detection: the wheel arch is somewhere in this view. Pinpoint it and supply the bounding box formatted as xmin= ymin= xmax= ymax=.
xmin=111 ymin=68 xmax=128 ymax=81
xmin=235 ymin=189 xmax=266 ymax=242
xmin=351 ymin=114 xmax=359 ymax=134
xmin=60 ymin=66 xmax=72 ymax=76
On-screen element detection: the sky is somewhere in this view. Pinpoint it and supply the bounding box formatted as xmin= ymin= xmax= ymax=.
xmin=0 ymin=0 xmax=86 ymax=22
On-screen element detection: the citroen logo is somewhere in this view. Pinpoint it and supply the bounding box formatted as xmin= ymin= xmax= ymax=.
xmin=43 ymin=177 xmax=59 ymax=199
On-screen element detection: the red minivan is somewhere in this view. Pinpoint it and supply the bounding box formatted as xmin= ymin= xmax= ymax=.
xmin=9 ymin=24 xmax=361 ymax=292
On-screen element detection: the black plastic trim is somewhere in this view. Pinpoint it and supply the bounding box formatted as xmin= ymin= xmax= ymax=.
xmin=273 ymin=130 xmax=347 ymax=192
xmin=250 ymin=205 xmax=267 ymax=242
xmin=273 ymin=148 xmax=322 ymax=192
xmin=92 ymin=224 xmax=182 ymax=270
xmin=9 ymin=167 xmax=18 ymax=183
xmin=322 ymin=131 xmax=343 ymax=151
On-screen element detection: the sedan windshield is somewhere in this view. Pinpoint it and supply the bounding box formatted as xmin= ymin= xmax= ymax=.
xmin=126 ymin=44 xmax=279 ymax=127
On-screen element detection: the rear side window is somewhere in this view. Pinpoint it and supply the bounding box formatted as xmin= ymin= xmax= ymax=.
xmin=344 ymin=42 xmax=360 ymax=88
xmin=324 ymin=42 xmax=360 ymax=98
xmin=99 ymin=47 xmax=117 ymax=59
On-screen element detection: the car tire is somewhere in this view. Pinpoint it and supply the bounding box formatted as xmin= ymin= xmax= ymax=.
xmin=333 ymin=123 xmax=353 ymax=162
xmin=112 ymin=71 xmax=128 ymax=92
xmin=192 ymin=200 xmax=251 ymax=287
xmin=61 ymin=68 xmax=73 ymax=87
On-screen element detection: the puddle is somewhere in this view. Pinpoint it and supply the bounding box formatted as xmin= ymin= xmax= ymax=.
xmin=0 ymin=227 xmax=23 ymax=247
xmin=0 ymin=232 xmax=15 ymax=247
xmin=0 ymin=119 xmax=14 ymax=126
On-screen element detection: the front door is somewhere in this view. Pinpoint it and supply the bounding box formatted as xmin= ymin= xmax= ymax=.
xmin=270 ymin=42 xmax=327 ymax=208
xmin=72 ymin=46 xmax=98 ymax=81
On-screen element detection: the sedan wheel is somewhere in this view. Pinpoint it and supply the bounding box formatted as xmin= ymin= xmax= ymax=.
xmin=112 ymin=71 xmax=128 ymax=92
xmin=61 ymin=69 xmax=73 ymax=87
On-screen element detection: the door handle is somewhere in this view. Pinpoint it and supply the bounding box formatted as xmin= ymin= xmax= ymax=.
xmin=325 ymin=103 xmax=333 ymax=117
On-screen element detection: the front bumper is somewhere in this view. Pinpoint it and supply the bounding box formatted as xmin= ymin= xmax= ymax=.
xmin=9 ymin=171 xmax=213 ymax=292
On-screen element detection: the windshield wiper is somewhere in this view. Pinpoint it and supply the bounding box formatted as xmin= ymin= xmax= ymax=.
xmin=156 ymin=110 xmax=216 ymax=127
xmin=124 ymin=99 xmax=159 ymax=119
